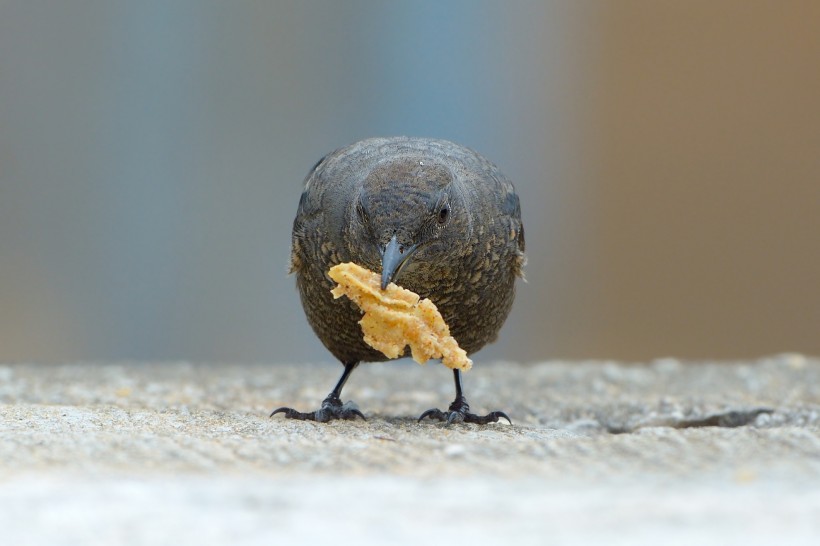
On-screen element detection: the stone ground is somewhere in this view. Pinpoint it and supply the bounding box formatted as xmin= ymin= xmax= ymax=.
xmin=1 ymin=355 xmax=819 ymax=545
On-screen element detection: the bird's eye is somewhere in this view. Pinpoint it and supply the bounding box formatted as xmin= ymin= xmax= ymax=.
xmin=437 ymin=204 xmax=450 ymax=225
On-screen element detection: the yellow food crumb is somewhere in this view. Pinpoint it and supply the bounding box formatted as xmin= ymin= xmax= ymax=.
xmin=328 ymin=262 xmax=472 ymax=371
xmin=114 ymin=387 xmax=131 ymax=397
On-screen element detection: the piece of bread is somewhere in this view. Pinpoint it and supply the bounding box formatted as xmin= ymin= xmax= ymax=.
xmin=328 ymin=262 xmax=473 ymax=371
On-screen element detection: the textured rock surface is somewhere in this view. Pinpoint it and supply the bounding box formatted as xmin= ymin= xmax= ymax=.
xmin=1 ymin=357 xmax=819 ymax=544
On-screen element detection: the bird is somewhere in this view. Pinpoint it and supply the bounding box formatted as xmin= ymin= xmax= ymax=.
xmin=272 ymin=137 xmax=525 ymax=424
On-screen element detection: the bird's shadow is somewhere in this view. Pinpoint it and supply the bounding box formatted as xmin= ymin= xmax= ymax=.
xmin=367 ymin=415 xmax=430 ymax=426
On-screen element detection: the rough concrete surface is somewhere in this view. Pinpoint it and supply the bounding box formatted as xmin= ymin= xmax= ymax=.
xmin=1 ymin=356 xmax=820 ymax=545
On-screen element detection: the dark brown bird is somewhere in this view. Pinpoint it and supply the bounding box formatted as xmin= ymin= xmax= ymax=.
xmin=272 ymin=137 xmax=525 ymax=424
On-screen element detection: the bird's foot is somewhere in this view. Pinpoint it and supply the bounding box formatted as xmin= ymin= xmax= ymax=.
xmin=270 ymin=395 xmax=365 ymax=422
xmin=418 ymin=396 xmax=511 ymax=425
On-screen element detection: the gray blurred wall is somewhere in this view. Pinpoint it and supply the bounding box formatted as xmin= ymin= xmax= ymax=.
xmin=1 ymin=1 xmax=818 ymax=364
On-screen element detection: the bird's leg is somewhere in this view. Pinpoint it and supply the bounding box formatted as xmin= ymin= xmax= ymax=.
xmin=271 ymin=361 xmax=365 ymax=422
xmin=418 ymin=369 xmax=512 ymax=425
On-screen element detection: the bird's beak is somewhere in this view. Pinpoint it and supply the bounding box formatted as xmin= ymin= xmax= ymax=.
xmin=380 ymin=235 xmax=417 ymax=290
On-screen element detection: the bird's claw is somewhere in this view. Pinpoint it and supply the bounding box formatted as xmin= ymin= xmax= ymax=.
xmin=418 ymin=409 xmax=511 ymax=425
xmin=418 ymin=408 xmax=449 ymax=423
xmin=271 ymin=397 xmax=366 ymax=422
xmin=418 ymin=399 xmax=512 ymax=425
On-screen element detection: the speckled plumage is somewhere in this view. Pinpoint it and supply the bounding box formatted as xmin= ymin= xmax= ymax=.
xmin=291 ymin=136 xmax=525 ymax=362
xmin=275 ymin=137 xmax=525 ymax=424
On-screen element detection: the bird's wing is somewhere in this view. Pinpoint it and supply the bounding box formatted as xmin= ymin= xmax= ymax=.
xmin=289 ymin=152 xmax=333 ymax=275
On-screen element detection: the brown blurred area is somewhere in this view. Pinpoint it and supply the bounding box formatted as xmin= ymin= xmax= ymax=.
xmin=579 ymin=2 xmax=820 ymax=359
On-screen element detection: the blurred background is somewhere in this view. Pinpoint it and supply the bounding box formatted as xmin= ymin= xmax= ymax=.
xmin=1 ymin=1 xmax=818 ymax=365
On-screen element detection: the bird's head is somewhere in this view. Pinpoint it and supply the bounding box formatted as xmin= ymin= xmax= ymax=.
xmin=348 ymin=157 xmax=467 ymax=290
